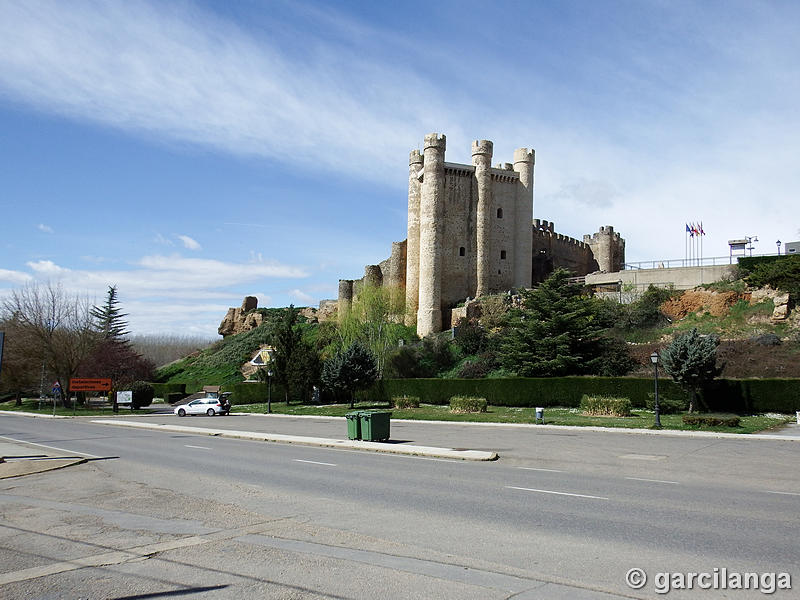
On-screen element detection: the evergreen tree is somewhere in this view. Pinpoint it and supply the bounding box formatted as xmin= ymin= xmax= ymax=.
xmin=271 ymin=305 xmax=302 ymax=403
xmin=499 ymin=269 xmax=606 ymax=376
xmin=660 ymin=328 xmax=722 ymax=413
xmin=91 ymin=285 xmax=130 ymax=341
xmin=321 ymin=341 xmax=378 ymax=408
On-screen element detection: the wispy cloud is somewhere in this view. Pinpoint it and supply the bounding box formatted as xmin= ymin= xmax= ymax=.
xmin=288 ymin=288 xmax=314 ymax=305
xmin=0 ymin=268 xmax=33 ymax=285
xmin=0 ymin=0 xmax=455 ymax=185
xmin=2 ymin=253 xmax=308 ymax=333
xmin=37 ymin=223 xmax=54 ymax=233
xmin=178 ymin=235 xmax=201 ymax=251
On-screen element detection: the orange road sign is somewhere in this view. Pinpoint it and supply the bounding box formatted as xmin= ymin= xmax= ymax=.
xmin=69 ymin=378 xmax=112 ymax=392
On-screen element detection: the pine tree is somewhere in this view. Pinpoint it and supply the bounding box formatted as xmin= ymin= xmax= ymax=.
xmin=660 ymin=328 xmax=722 ymax=413
xmin=91 ymin=286 xmax=130 ymax=341
xmin=499 ymin=269 xmax=605 ymax=376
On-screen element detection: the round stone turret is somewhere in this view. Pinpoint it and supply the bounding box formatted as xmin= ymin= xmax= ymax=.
xmin=471 ymin=139 xmax=493 ymax=159
xmin=513 ymin=148 xmax=535 ymax=289
xmin=472 ymin=140 xmax=494 ymax=297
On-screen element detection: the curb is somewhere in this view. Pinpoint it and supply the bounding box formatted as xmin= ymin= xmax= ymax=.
xmin=90 ymin=420 xmax=499 ymax=461
xmin=224 ymin=413 xmax=800 ymax=442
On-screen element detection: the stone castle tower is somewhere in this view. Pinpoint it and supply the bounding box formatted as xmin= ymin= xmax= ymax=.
xmin=406 ymin=133 xmax=535 ymax=336
xmin=337 ymin=133 xmax=625 ymax=337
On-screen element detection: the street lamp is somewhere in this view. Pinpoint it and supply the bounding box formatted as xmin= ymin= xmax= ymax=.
xmin=267 ymin=370 xmax=273 ymax=414
xmin=777 ymin=240 xmax=782 ymax=255
xmin=649 ymin=352 xmax=662 ymax=428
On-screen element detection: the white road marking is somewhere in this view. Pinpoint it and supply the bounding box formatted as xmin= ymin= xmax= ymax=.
xmin=618 ymin=454 xmax=668 ymax=461
xmin=505 ymin=486 xmax=608 ymax=500
xmin=625 ymin=477 xmax=679 ymax=485
xmin=294 ymin=459 xmax=337 ymax=467
xmin=767 ymin=490 xmax=800 ymax=497
xmin=518 ymin=467 xmax=565 ymax=473
xmin=184 ymin=445 xmax=212 ymax=450
xmin=0 ymin=434 xmax=100 ymax=459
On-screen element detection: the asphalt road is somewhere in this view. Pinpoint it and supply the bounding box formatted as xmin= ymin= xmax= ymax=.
xmin=1 ymin=414 xmax=798 ymax=599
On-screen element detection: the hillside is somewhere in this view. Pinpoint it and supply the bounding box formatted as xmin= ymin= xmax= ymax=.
xmin=156 ymin=279 xmax=799 ymax=391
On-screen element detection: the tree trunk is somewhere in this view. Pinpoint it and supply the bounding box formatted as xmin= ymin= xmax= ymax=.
xmin=688 ymin=389 xmax=697 ymax=414
xmin=15 ymin=391 xmax=22 ymax=407
xmin=349 ymin=391 xmax=355 ymax=409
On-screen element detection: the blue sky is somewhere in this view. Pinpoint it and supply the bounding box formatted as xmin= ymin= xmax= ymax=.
xmin=2 ymin=0 xmax=799 ymax=336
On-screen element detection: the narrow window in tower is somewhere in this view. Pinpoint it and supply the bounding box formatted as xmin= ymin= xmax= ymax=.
xmin=459 ymin=246 xmax=466 ymax=256
xmin=497 ymin=208 xmax=503 ymax=218
xmin=500 ymin=250 xmax=507 ymax=260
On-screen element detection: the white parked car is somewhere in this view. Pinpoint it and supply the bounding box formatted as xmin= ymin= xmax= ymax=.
xmin=174 ymin=397 xmax=227 ymax=417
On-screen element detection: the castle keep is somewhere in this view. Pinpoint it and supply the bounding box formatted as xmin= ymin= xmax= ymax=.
xmin=339 ymin=133 xmax=625 ymax=337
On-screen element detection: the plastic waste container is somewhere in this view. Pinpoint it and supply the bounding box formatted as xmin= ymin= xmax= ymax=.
xmin=360 ymin=410 xmax=392 ymax=442
xmin=345 ymin=411 xmax=362 ymax=440
xmin=535 ymin=407 xmax=544 ymax=424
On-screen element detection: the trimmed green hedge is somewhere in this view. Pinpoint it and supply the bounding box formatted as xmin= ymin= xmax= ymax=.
xmin=450 ymin=396 xmax=488 ymax=413
xmin=151 ymin=383 xmax=186 ymax=399
xmin=580 ymin=395 xmax=632 ymax=417
xmin=372 ymin=377 xmax=686 ymax=408
xmin=221 ymin=382 xmax=288 ymax=405
xmin=737 ymin=255 xmax=784 ymax=274
xmin=368 ymin=377 xmax=800 ymax=414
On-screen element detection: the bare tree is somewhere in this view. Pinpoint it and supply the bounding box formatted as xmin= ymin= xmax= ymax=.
xmin=1 ymin=282 xmax=97 ymax=404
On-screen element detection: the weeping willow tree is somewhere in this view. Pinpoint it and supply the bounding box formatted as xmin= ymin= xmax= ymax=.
xmin=332 ymin=284 xmax=411 ymax=376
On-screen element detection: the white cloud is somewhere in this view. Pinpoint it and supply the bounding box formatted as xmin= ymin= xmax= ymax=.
xmin=178 ymin=235 xmax=202 ymax=251
xmin=37 ymin=223 xmax=54 ymax=233
xmin=288 ymin=289 xmax=314 ymax=305
xmin=0 ymin=269 xmax=33 ymax=285
xmin=0 ymin=0 xmax=452 ymax=185
xmin=1 ymin=254 xmax=307 ymax=334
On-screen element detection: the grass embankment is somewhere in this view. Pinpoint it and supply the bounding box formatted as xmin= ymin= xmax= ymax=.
xmin=232 ymin=402 xmax=793 ymax=434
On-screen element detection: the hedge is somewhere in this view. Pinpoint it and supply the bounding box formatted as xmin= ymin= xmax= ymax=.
xmin=221 ymin=382 xmax=288 ymax=405
xmin=151 ymin=383 xmax=186 ymax=399
xmin=371 ymin=377 xmax=686 ymax=408
xmin=367 ymin=377 xmax=800 ymax=414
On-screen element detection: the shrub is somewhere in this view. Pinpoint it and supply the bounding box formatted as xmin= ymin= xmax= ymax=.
xmin=129 ymin=381 xmax=155 ymax=409
xmin=151 ymin=383 xmax=186 ymax=399
xmin=682 ymin=414 xmax=741 ymax=427
xmin=449 ymin=396 xmax=488 ymax=413
xmin=580 ymin=395 xmax=632 ymax=417
xmin=392 ymin=395 xmax=420 ymax=409
xmin=646 ymin=394 xmax=688 ymax=414
xmin=166 ymin=392 xmax=185 ymax=405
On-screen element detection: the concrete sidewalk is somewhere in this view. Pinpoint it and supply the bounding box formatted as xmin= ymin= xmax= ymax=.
xmin=0 ymin=439 xmax=87 ymax=479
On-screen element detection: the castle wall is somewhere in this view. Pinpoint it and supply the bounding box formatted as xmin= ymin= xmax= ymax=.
xmin=441 ymin=165 xmax=476 ymax=308
xmin=490 ymin=168 xmax=519 ymax=292
xmin=532 ymin=220 xmax=597 ymax=283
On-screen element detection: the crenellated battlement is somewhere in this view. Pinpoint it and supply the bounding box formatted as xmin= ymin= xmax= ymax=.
xmin=471 ymin=139 xmax=493 ymax=157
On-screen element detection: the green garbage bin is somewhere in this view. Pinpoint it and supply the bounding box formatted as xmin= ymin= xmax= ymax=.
xmin=360 ymin=410 xmax=392 ymax=442
xmin=345 ymin=411 xmax=362 ymax=440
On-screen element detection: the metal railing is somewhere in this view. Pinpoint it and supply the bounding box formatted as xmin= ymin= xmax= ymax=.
xmin=623 ymin=252 xmax=781 ymax=271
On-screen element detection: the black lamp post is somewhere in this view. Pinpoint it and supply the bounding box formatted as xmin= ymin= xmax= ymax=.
xmin=650 ymin=352 xmax=661 ymax=428
xmin=267 ymin=370 xmax=273 ymax=414
xmin=777 ymin=240 xmax=781 ymax=255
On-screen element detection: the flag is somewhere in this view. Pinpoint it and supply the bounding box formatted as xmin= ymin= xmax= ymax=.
xmin=692 ymin=223 xmax=700 ymax=236
xmin=685 ymin=223 xmax=691 ymax=234
xmin=699 ymin=222 xmax=705 ymax=236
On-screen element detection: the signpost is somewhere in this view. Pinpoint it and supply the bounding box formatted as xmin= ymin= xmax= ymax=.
xmin=69 ymin=378 xmax=112 ymax=392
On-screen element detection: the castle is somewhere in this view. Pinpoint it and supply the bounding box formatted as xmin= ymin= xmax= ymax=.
xmin=338 ymin=133 xmax=625 ymax=336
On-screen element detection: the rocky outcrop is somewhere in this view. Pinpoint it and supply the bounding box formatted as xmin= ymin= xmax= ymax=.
xmin=749 ymin=286 xmax=791 ymax=321
xmin=218 ymin=296 xmax=263 ymax=337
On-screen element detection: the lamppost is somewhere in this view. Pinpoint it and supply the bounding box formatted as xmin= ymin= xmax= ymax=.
xmin=746 ymin=235 xmax=758 ymax=257
xmin=650 ymin=352 xmax=662 ymax=428
xmin=267 ymin=370 xmax=273 ymax=414
xmin=777 ymin=240 xmax=782 ymax=255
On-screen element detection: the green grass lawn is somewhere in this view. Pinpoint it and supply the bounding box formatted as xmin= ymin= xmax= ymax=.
xmin=232 ymin=402 xmax=794 ymax=434
xmin=0 ymin=397 xmax=162 ymax=417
